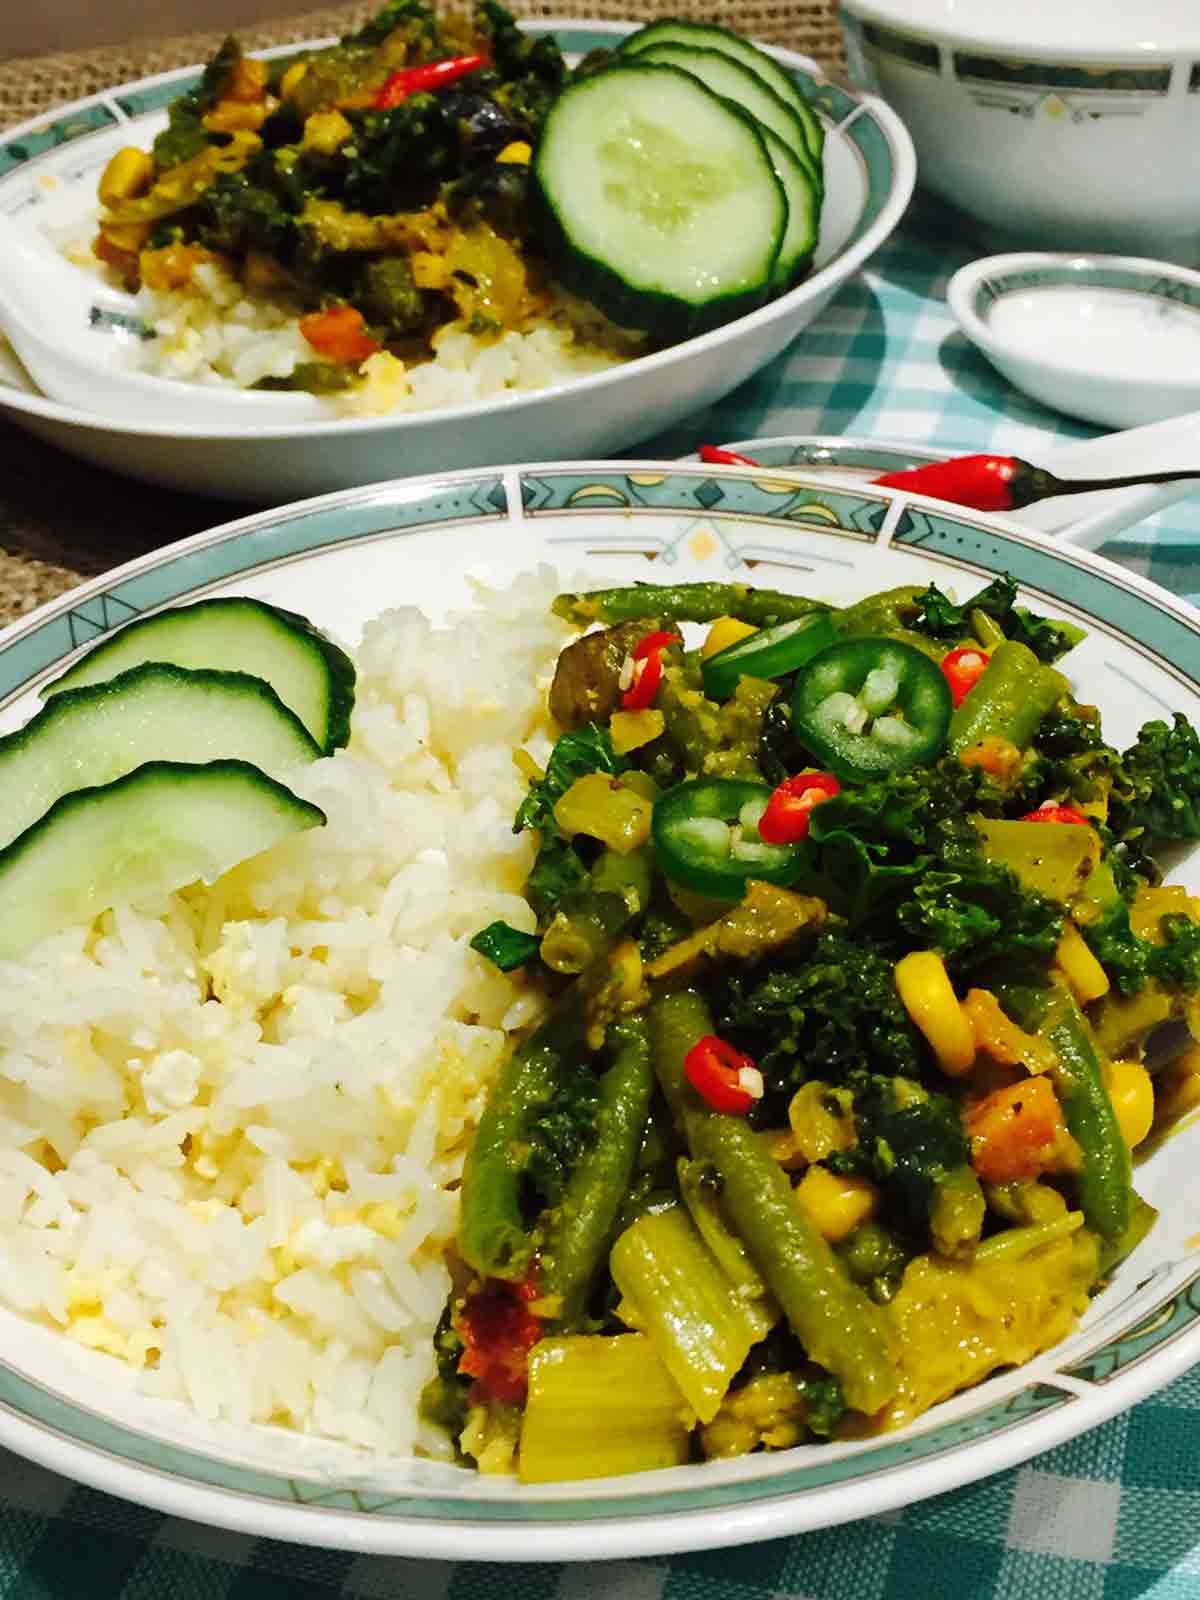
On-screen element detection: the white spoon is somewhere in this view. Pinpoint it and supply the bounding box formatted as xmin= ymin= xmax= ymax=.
xmin=0 ymin=214 xmax=328 ymax=426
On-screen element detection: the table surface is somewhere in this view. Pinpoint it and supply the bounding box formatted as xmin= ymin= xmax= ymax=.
xmin=2 ymin=101 xmax=1200 ymax=1600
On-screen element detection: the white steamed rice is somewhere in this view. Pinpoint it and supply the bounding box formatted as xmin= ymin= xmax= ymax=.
xmin=131 ymin=258 xmax=634 ymax=416
xmin=0 ymin=572 xmax=572 ymax=1457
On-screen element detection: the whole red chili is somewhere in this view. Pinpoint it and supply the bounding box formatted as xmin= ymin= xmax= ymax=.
xmin=757 ymin=772 xmax=840 ymax=844
xmin=940 ymin=645 xmax=990 ymax=708
xmin=684 ymin=1035 xmax=764 ymax=1115
xmin=872 ymin=455 xmax=1200 ymax=514
xmin=374 ymin=53 xmax=486 ymax=109
xmin=620 ymin=628 xmax=679 ymax=711
xmin=1021 ymin=805 xmax=1091 ymax=825
xmin=698 ymin=444 xmax=762 ymax=468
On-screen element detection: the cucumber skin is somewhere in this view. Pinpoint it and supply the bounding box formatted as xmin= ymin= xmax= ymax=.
xmin=618 ymin=17 xmax=825 ymax=170
xmin=0 ymin=662 xmax=322 ymax=853
xmin=44 ymin=597 xmax=357 ymax=755
xmin=532 ymin=63 xmax=786 ymax=339
xmin=0 ymin=759 xmax=326 ymax=959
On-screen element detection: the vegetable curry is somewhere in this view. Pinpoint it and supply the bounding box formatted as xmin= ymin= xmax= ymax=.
xmin=430 ymin=573 xmax=1200 ymax=1481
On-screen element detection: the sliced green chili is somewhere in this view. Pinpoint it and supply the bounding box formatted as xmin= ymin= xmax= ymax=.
xmin=701 ymin=612 xmax=837 ymax=702
xmin=651 ymin=778 xmax=806 ymax=900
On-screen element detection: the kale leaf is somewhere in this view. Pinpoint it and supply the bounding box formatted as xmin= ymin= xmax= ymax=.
xmin=826 ymin=1071 xmax=970 ymax=1227
xmin=524 ymin=836 xmax=590 ymax=923
xmin=341 ymin=0 xmax=439 ymax=50
xmin=911 ymin=577 xmax=1085 ymax=664
xmin=897 ymin=836 xmax=1063 ymax=976
xmin=1109 ymin=713 xmax=1200 ymax=844
xmin=514 ymin=724 xmax=629 ymax=836
xmin=152 ymin=35 xmax=242 ymax=169
xmin=1084 ymin=899 xmax=1200 ymax=997
xmin=469 ymin=921 xmax=541 ymax=972
xmin=718 ymin=932 xmax=926 ymax=1107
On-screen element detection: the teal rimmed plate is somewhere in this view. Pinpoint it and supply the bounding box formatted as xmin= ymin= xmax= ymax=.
xmin=0 ymin=23 xmax=915 ymax=502
xmin=0 ymin=460 xmax=1197 ymax=1560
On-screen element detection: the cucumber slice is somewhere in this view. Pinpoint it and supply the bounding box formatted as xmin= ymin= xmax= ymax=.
xmin=0 ymin=759 xmax=325 ymax=960
xmin=533 ymin=63 xmax=786 ymax=337
xmin=43 ymin=597 xmax=355 ymax=754
xmin=759 ymin=125 xmax=818 ymax=289
xmin=0 ymin=662 xmax=322 ymax=853
xmin=619 ymin=18 xmax=825 ymax=170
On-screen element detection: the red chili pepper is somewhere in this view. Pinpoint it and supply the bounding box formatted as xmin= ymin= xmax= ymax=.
xmin=620 ymin=628 xmax=679 ymax=711
xmin=698 ymin=444 xmax=763 ymax=468
xmin=456 ymin=1274 xmax=542 ymax=1405
xmin=684 ymin=1035 xmax=764 ymax=1115
xmin=940 ymin=645 xmax=990 ymax=708
xmin=373 ymin=53 xmax=486 ymax=109
xmin=872 ymin=454 xmax=1200 ymax=514
xmin=1021 ymin=805 xmax=1091 ymax=826
xmin=757 ymin=772 xmax=840 ymax=844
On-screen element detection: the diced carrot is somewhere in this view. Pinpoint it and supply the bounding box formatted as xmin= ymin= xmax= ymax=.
xmin=299 ymin=305 xmax=381 ymax=365
xmin=92 ymin=230 xmax=140 ymax=289
xmin=966 ymin=1075 xmax=1073 ymax=1184
xmin=957 ymin=735 xmax=1023 ymax=783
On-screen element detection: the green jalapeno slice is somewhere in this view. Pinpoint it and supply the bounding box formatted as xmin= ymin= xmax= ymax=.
xmin=790 ymin=637 xmax=952 ymax=783
xmin=701 ymin=612 xmax=837 ymax=701
xmin=651 ymin=777 xmax=805 ymax=900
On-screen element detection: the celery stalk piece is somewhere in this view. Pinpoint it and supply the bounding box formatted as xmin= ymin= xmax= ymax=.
xmin=518 ymin=1334 xmax=692 ymax=1483
xmin=610 ymin=1202 xmax=769 ymax=1423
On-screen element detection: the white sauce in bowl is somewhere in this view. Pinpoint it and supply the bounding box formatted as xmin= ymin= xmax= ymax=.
xmin=986 ymin=285 xmax=1200 ymax=381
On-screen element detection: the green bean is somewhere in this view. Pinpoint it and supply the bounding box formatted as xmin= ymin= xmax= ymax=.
xmin=1097 ymin=1192 xmax=1158 ymax=1276
xmin=539 ymin=891 xmax=629 ymax=975
xmin=538 ymin=1016 xmax=654 ymax=1328
xmin=1006 ymin=983 xmax=1132 ymax=1242
xmin=648 ymin=989 xmax=900 ymax=1415
xmin=552 ymin=583 xmax=828 ymax=629
xmin=590 ymin=846 xmax=653 ymax=918
xmin=948 ymin=640 xmax=1069 ymax=754
xmin=974 ymin=1209 xmax=1083 ymax=1264
xmin=970 ymin=608 xmax=1007 ymax=651
xmin=458 ymin=1006 xmax=587 ymax=1281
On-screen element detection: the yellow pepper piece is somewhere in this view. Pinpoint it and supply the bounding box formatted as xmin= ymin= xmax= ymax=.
xmin=98 ymin=146 xmax=153 ymax=207
xmin=794 ymin=1165 xmax=878 ymax=1243
xmin=610 ymin=708 xmax=665 ymax=754
xmin=1055 ymin=921 xmax=1110 ymax=1005
xmin=702 ymin=616 xmax=758 ymax=660
xmin=1106 ymin=1058 xmax=1155 ymax=1149
xmin=496 ymin=140 xmax=532 ymax=164
xmin=411 ymin=250 xmax=450 ymax=290
xmin=895 ymin=950 xmax=975 ymax=1075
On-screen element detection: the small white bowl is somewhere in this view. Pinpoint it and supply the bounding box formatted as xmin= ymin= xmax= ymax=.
xmin=839 ymin=0 xmax=1200 ymax=263
xmin=947 ymin=252 xmax=1200 ymax=428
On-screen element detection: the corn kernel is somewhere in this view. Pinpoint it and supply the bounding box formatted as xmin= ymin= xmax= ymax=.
xmin=98 ymin=146 xmax=153 ymax=207
xmin=702 ymin=616 xmax=758 ymax=659
xmin=895 ymin=950 xmax=975 ymax=1075
xmin=1106 ymin=1058 xmax=1154 ymax=1148
xmin=794 ymin=1165 xmax=877 ymax=1242
xmin=496 ymin=140 xmax=532 ymax=164
xmin=1055 ymin=921 xmax=1110 ymax=1004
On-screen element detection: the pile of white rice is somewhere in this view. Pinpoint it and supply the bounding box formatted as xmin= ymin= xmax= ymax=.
xmin=0 ymin=573 xmax=572 ymax=1457
xmin=131 ymin=259 xmax=635 ymax=417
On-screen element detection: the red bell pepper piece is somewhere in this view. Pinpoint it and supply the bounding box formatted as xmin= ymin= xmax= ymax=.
xmin=684 ymin=1035 xmax=764 ymax=1115
xmin=940 ymin=645 xmax=990 ymax=708
xmin=373 ymin=54 xmax=486 ymax=109
xmin=757 ymin=772 xmax=840 ymax=844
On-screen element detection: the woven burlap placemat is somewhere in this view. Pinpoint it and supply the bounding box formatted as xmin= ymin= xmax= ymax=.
xmin=0 ymin=1 xmax=844 ymax=624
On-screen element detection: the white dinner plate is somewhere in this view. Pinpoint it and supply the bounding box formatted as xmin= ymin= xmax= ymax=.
xmin=0 ymin=459 xmax=1197 ymax=1560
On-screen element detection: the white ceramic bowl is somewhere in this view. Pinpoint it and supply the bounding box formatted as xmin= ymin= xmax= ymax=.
xmin=0 ymin=22 xmax=915 ymax=503
xmin=839 ymin=0 xmax=1200 ymax=264
xmin=948 ymin=252 xmax=1200 ymax=429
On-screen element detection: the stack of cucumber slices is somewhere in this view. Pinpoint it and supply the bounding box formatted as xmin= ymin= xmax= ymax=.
xmin=0 ymin=597 xmax=356 ymax=958
xmin=534 ymin=19 xmax=825 ymax=337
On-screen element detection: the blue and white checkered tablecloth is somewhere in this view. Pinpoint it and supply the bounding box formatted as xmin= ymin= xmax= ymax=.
xmin=3 ymin=201 xmax=1200 ymax=1600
